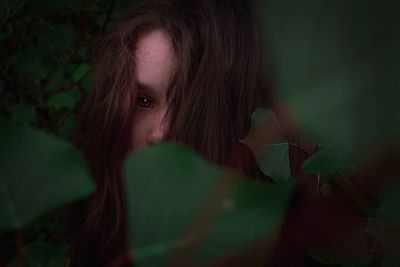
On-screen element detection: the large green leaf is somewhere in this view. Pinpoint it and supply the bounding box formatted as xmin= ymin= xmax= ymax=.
xmin=0 ymin=119 xmax=94 ymax=231
xmin=124 ymin=144 xmax=219 ymax=267
xmin=124 ymin=143 xmax=293 ymax=267
xmin=196 ymin=176 xmax=294 ymax=265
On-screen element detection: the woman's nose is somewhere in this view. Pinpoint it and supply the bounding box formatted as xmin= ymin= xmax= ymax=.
xmin=147 ymin=111 xmax=168 ymax=145
xmin=148 ymin=124 xmax=166 ymax=144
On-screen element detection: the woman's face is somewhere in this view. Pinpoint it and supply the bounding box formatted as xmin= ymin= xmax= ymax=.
xmin=131 ymin=29 xmax=176 ymax=150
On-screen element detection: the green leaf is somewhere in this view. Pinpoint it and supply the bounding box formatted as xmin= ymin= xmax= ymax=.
xmin=256 ymin=143 xmax=290 ymax=183
xmin=124 ymin=143 xmax=293 ymax=267
xmin=124 ymin=143 xmax=219 ymax=266
xmin=11 ymin=104 xmax=36 ymax=124
xmin=46 ymin=92 xmax=77 ymax=112
xmin=0 ymin=119 xmax=95 ymax=231
xmin=197 ymin=178 xmax=294 ymax=265
xmin=72 ymin=64 xmax=90 ymax=82
xmin=302 ymin=145 xmax=351 ymax=177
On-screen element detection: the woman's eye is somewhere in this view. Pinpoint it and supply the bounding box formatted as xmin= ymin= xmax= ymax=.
xmin=137 ymin=95 xmax=153 ymax=109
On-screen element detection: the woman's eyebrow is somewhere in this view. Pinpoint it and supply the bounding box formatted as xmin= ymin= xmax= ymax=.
xmin=137 ymin=82 xmax=158 ymax=97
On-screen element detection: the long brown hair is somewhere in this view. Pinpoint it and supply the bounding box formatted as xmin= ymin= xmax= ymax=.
xmin=65 ymin=0 xmax=309 ymax=266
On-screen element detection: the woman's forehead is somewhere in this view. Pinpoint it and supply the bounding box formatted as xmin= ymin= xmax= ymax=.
xmin=135 ymin=29 xmax=176 ymax=95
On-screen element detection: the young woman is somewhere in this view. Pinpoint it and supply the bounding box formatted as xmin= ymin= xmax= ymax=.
xmin=65 ymin=0 xmax=313 ymax=266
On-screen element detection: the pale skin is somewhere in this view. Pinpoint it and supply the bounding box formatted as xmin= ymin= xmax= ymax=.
xmin=131 ymin=29 xmax=176 ymax=150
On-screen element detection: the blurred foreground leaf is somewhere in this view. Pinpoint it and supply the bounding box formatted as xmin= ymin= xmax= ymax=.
xmin=0 ymin=119 xmax=94 ymax=231
xmin=124 ymin=143 xmax=293 ymax=267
